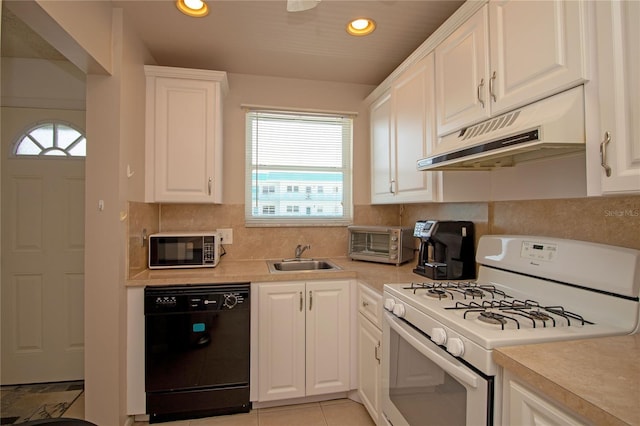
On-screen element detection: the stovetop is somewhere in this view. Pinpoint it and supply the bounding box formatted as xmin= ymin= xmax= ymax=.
xmin=382 ymin=235 xmax=640 ymax=375
xmin=403 ymin=280 xmax=593 ymax=330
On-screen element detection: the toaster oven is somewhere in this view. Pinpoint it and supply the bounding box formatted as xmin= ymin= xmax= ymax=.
xmin=348 ymin=226 xmax=414 ymax=265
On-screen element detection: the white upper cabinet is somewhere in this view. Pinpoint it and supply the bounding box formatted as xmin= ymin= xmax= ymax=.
xmin=488 ymin=0 xmax=587 ymax=115
xmin=435 ymin=6 xmax=490 ymax=136
xmin=371 ymin=54 xmax=437 ymax=204
xmin=145 ymin=66 xmax=227 ymax=203
xmin=436 ymin=0 xmax=588 ymax=137
xmin=370 ymin=92 xmax=394 ymax=204
xmin=589 ymin=0 xmax=640 ymax=194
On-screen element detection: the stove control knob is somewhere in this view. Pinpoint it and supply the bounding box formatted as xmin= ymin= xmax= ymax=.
xmin=447 ymin=338 xmax=465 ymax=357
xmin=392 ymin=303 xmax=406 ymax=318
xmin=383 ymin=298 xmax=396 ymax=312
xmin=431 ymin=328 xmax=447 ymax=346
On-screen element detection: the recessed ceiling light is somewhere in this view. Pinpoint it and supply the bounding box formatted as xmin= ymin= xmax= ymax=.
xmin=346 ymin=18 xmax=376 ymax=36
xmin=176 ymin=0 xmax=209 ymax=17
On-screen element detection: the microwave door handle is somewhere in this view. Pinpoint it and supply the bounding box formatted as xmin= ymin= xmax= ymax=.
xmin=385 ymin=312 xmax=478 ymax=389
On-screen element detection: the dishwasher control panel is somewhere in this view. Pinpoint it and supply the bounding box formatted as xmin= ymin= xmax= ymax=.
xmin=144 ymin=284 xmax=250 ymax=314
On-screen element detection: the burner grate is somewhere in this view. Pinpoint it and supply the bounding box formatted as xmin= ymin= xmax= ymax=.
xmin=403 ymin=281 xmax=512 ymax=300
xmin=446 ymin=299 xmax=594 ymax=330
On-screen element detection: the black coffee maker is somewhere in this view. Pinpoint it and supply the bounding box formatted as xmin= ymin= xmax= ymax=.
xmin=413 ymin=220 xmax=476 ymax=280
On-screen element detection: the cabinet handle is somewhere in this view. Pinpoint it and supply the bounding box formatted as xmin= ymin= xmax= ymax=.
xmin=362 ymin=300 xmax=369 ymax=308
xmin=374 ymin=342 xmax=381 ymax=364
xmin=309 ymin=291 xmax=313 ymax=311
xmin=208 ymin=177 xmax=213 ymax=195
xmin=299 ymin=291 xmax=303 ymax=312
xmin=389 ymin=179 xmax=395 ymax=194
xmin=600 ymin=131 xmax=612 ymax=177
xmin=477 ymin=78 xmax=485 ymax=108
xmin=489 ymin=71 xmax=497 ymax=102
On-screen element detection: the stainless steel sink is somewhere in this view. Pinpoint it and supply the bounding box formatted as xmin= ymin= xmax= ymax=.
xmin=266 ymin=259 xmax=342 ymax=273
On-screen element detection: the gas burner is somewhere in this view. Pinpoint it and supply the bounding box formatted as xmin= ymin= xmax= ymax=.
xmin=426 ymin=289 xmax=449 ymax=299
xmin=529 ymin=311 xmax=552 ymax=322
xmin=463 ymin=287 xmax=485 ymax=299
xmin=478 ymin=311 xmax=507 ymax=326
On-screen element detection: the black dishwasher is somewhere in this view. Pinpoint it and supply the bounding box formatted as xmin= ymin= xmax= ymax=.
xmin=144 ymin=284 xmax=251 ymax=423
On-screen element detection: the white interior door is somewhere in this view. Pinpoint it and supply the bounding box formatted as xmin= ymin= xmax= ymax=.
xmin=1 ymin=154 xmax=85 ymax=384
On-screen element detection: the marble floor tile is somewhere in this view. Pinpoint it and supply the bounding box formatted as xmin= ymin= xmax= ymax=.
xmin=78 ymin=398 xmax=374 ymax=426
xmin=320 ymin=399 xmax=375 ymax=426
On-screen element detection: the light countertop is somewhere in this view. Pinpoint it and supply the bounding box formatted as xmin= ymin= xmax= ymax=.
xmin=127 ymin=257 xmax=423 ymax=293
xmin=494 ymin=334 xmax=640 ymax=426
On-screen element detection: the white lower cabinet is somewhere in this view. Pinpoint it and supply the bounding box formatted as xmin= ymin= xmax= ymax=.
xmin=358 ymin=313 xmax=381 ymax=425
xmin=503 ymin=372 xmax=589 ymax=426
xmin=255 ymin=280 xmax=351 ymax=402
xmin=357 ymin=283 xmax=383 ymax=424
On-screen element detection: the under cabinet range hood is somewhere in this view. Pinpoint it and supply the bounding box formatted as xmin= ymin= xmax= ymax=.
xmin=418 ymin=86 xmax=585 ymax=171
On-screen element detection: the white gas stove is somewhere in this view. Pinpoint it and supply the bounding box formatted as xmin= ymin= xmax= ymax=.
xmin=381 ymin=235 xmax=640 ymax=425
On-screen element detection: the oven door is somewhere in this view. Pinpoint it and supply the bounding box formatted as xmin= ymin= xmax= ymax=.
xmin=382 ymin=311 xmax=491 ymax=426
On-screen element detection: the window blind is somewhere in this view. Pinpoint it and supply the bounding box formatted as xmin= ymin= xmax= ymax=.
xmin=245 ymin=110 xmax=353 ymax=226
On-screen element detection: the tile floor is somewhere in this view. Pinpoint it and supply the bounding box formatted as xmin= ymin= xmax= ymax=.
xmin=63 ymin=391 xmax=85 ymax=420
xmin=66 ymin=396 xmax=375 ymax=426
xmin=1 ymin=381 xmax=84 ymax=425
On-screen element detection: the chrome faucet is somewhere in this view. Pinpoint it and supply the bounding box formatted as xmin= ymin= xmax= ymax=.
xmin=295 ymin=244 xmax=311 ymax=259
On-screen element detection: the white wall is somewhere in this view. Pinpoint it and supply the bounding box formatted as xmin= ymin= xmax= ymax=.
xmin=1 ymin=58 xmax=85 ymax=110
xmin=83 ymin=8 xmax=153 ymax=426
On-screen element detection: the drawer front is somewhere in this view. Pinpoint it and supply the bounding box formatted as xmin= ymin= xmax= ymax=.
xmin=358 ymin=283 xmax=382 ymax=328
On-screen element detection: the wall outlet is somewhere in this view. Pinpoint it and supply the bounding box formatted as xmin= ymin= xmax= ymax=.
xmin=218 ymin=228 xmax=233 ymax=245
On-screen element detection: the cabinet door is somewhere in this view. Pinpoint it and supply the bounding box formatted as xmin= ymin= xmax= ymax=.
xmin=436 ymin=5 xmax=490 ymax=136
xmin=151 ymin=76 xmax=219 ymax=203
xmin=392 ymin=54 xmax=437 ymax=203
xmin=489 ymin=0 xmax=587 ymax=116
xmin=506 ymin=379 xmax=588 ymax=426
xmin=370 ymin=92 xmax=394 ymax=204
xmin=595 ymin=0 xmax=640 ymax=194
xmin=257 ymin=282 xmax=306 ymax=401
xmin=305 ymin=280 xmax=350 ymax=396
xmin=358 ymin=314 xmax=381 ymax=425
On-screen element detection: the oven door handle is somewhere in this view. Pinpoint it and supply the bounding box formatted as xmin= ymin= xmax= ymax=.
xmin=385 ymin=312 xmax=479 ymax=388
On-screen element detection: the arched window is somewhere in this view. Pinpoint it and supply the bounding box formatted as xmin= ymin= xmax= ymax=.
xmin=13 ymin=122 xmax=86 ymax=157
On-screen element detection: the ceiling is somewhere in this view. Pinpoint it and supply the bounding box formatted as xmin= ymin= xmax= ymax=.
xmin=2 ymin=0 xmax=465 ymax=86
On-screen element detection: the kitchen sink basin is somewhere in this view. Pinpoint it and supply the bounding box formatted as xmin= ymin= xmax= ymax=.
xmin=267 ymin=259 xmax=342 ymax=273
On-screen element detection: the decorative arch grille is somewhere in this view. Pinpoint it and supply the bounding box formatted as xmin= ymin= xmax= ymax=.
xmin=13 ymin=122 xmax=86 ymax=157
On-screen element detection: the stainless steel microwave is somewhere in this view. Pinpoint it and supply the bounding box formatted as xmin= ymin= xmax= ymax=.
xmin=348 ymin=226 xmax=415 ymax=265
xmin=148 ymin=232 xmax=220 ymax=269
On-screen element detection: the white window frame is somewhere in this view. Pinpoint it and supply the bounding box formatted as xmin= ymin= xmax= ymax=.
xmin=244 ymin=107 xmax=354 ymax=227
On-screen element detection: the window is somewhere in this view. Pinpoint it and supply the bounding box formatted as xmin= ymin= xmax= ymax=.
xmin=13 ymin=122 xmax=86 ymax=157
xmin=262 ymin=185 xmax=276 ymax=194
xmin=245 ymin=109 xmax=353 ymax=226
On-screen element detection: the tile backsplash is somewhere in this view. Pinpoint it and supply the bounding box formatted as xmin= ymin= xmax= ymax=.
xmin=128 ymin=195 xmax=639 ymax=278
